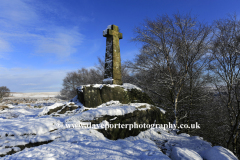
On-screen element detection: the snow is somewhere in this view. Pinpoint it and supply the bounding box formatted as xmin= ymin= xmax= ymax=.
xmin=102 ymin=78 xmax=114 ymax=84
xmin=7 ymin=92 xmax=60 ymax=98
xmin=126 ymin=129 xmax=212 ymax=157
xmin=66 ymin=104 xmax=136 ymax=122
xmin=66 ymin=102 xmax=161 ymax=122
xmin=0 ymin=117 xmax=61 ymax=137
xmin=38 ymin=102 xmax=65 ymax=116
xmin=170 ymin=147 xmax=203 ymax=160
xmin=122 ymin=83 xmax=142 ymax=91
xmin=0 ymin=105 xmax=42 ymax=119
xmin=104 ymin=38 xmax=113 ymax=81
xmin=69 ymin=95 xmax=83 ymax=106
xmin=0 ymin=95 xmax=237 ymax=159
xmin=77 ymin=83 xmax=142 ymax=92
xmin=158 ymin=107 xmax=166 ymax=114
xmin=103 ymin=24 xmax=112 ymax=36
xmin=199 ymin=146 xmax=238 ymax=160
xmin=2 ymin=137 xmax=170 ymax=160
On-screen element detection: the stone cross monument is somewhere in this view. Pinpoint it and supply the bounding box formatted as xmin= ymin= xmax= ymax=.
xmin=102 ymin=24 xmax=123 ymax=85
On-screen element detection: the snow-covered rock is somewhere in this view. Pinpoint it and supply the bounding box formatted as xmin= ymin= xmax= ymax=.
xmin=0 ymin=117 xmax=62 ymax=137
xmin=77 ymin=83 xmax=142 ymax=91
xmin=200 ymin=146 xmax=238 ymax=160
xmin=38 ymin=101 xmax=82 ymax=116
xmin=76 ymin=83 xmax=152 ymax=108
xmin=66 ymin=102 xmax=166 ymax=140
xmin=171 ymin=147 xmax=203 ymax=160
xmin=0 ymin=98 xmax=238 ymax=159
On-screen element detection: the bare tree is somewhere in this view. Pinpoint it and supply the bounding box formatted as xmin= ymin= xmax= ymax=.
xmin=60 ymin=68 xmax=103 ymax=100
xmin=0 ymin=86 xmax=10 ymax=102
xmin=210 ymin=14 xmax=240 ymax=156
xmin=96 ymin=56 xmax=134 ymax=83
xmin=128 ymin=13 xmax=211 ymax=127
xmin=60 ymin=56 xmax=134 ymax=100
xmin=95 ymin=57 xmax=105 ymax=76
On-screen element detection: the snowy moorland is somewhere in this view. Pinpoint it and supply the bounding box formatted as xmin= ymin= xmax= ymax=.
xmin=0 ymin=94 xmax=238 ymax=159
xmin=8 ymin=92 xmax=60 ymax=98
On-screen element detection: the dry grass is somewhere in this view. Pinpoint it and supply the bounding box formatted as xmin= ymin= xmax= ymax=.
xmin=0 ymin=106 xmax=9 ymax=110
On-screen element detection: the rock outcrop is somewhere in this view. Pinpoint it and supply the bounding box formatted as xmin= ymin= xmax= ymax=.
xmin=66 ymin=103 xmax=166 ymax=140
xmin=67 ymin=83 xmax=167 ymax=140
xmin=92 ymin=105 xmax=166 ymax=140
xmin=39 ymin=83 xmax=167 ymax=140
xmin=39 ymin=102 xmax=80 ymax=116
xmin=76 ymin=83 xmax=153 ymax=108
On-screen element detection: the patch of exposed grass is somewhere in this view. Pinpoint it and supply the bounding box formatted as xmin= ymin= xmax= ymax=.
xmin=0 ymin=106 xmax=9 ymax=110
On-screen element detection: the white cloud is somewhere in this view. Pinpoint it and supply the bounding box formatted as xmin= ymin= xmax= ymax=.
xmin=21 ymin=83 xmax=39 ymax=86
xmin=0 ymin=38 xmax=11 ymax=58
xmin=0 ymin=0 xmax=90 ymax=92
xmin=0 ymin=0 xmax=85 ymax=59
xmin=0 ymin=67 xmax=70 ymax=92
xmin=35 ymin=28 xmax=83 ymax=58
xmin=0 ymin=0 xmax=39 ymax=30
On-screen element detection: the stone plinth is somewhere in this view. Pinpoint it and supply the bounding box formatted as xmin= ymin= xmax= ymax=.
xmin=76 ymin=84 xmax=154 ymax=108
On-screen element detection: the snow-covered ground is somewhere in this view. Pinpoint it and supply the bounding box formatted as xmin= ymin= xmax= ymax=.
xmin=1 ymin=92 xmax=64 ymax=106
xmin=7 ymin=92 xmax=60 ymax=98
xmin=0 ymin=97 xmax=238 ymax=159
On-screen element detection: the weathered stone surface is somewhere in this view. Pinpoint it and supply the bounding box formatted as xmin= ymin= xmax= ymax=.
xmin=128 ymin=88 xmax=154 ymax=104
xmin=103 ymin=24 xmax=123 ymax=85
xmin=77 ymin=84 xmax=154 ymax=108
xmin=74 ymin=83 xmax=166 ymax=140
xmin=101 ymin=85 xmax=129 ymax=104
xmin=47 ymin=103 xmax=79 ymax=115
xmin=82 ymin=85 xmax=102 ymax=108
xmin=88 ymin=106 xmax=166 ymax=140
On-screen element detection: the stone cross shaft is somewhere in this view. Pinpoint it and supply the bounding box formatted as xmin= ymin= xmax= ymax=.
xmin=102 ymin=24 xmax=123 ymax=85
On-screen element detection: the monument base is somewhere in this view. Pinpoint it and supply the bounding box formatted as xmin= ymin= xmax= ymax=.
xmin=112 ymin=79 xmax=123 ymax=85
xmin=102 ymin=78 xmax=113 ymax=84
xmin=76 ymin=83 xmax=153 ymax=108
xmin=102 ymin=78 xmax=122 ymax=85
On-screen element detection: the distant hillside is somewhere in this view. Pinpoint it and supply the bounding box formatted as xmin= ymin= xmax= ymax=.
xmin=7 ymin=92 xmax=60 ymax=99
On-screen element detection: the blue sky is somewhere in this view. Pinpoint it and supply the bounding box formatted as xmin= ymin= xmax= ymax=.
xmin=0 ymin=0 xmax=239 ymax=92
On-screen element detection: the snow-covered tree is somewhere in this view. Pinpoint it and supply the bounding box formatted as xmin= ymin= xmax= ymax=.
xmin=128 ymin=13 xmax=212 ymax=127
xmin=210 ymin=14 xmax=240 ymax=157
